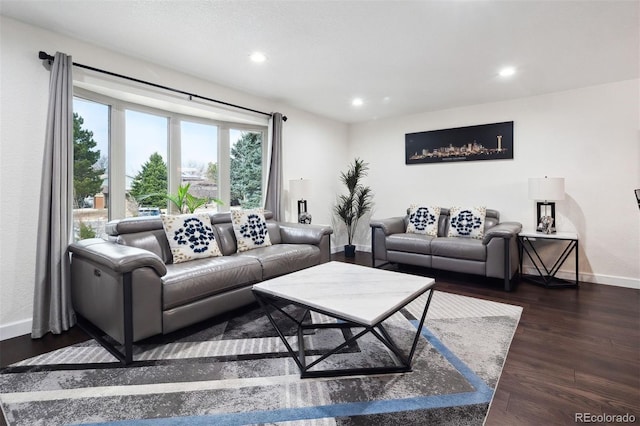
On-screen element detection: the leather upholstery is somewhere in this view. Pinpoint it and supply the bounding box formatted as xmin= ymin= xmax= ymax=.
xmin=369 ymin=217 xmax=405 ymax=236
xmin=482 ymin=222 xmax=522 ymax=244
xmin=69 ymin=238 xmax=167 ymax=276
xmin=432 ymin=256 xmax=486 ymax=276
xmin=430 ymin=237 xmax=486 ymax=261
xmin=386 ymin=233 xmax=433 ymax=255
xmin=279 ymin=223 xmax=332 ymax=245
xmin=266 ymin=222 xmax=283 ymax=245
xmin=437 ymin=210 xmax=450 ymax=237
xmin=162 ymin=286 xmax=256 ymax=334
xmin=238 ymin=244 xmax=320 ymax=279
xmin=70 ymin=256 xmax=162 ymax=344
xmin=214 ymin=223 xmax=239 ymax=256
xmin=69 ymin=210 xmax=333 ymax=344
xmin=117 ymin=230 xmax=173 ymax=264
xmin=371 ymin=207 xmax=522 ymax=287
xmin=388 ymin=250 xmax=432 ymax=267
xmin=106 ymin=215 xmax=163 ymax=235
xmin=162 ymin=256 xmax=262 ymax=310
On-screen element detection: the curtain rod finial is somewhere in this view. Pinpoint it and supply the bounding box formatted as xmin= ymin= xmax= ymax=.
xmin=39 ymin=51 xmax=53 ymax=70
xmin=38 ymin=51 xmax=53 ymax=61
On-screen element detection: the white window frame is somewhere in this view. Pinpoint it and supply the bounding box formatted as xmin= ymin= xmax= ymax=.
xmin=73 ymin=87 xmax=268 ymax=219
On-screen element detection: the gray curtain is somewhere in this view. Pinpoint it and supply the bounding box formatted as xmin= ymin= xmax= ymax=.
xmin=32 ymin=52 xmax=76 ymax=338
xmin=264 ymin=112 xmax=284 ymax=221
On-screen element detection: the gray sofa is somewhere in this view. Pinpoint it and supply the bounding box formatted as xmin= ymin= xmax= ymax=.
xmin=68 ymin=211 xmax=332 ymax=363
xmin=370 ymin=208 xmax=521 ymax=291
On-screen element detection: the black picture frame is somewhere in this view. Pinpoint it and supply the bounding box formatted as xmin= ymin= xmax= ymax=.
xmin=405 ymin=121 xmax=514 ymax=165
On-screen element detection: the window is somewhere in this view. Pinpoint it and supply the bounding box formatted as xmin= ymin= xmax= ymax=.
xmin=180 ymin=121 xmax=219 ymax=212
xmin=230 ymin=129 xmax=264 ymax=208
xmin=126 ymin=109 xmax=168 ymax=217
xmin=72 ymin=98 xmax=109 ymax=240
xmin=72 ymin=89 xmax=267 ymax=238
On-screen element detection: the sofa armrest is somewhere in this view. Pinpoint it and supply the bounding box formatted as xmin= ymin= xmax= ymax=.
xmin=69 ymin=238 xmax=167 ymax=276
xmin=370 ymin=217 xmax=405 ymax=236
xmin=279 ymin=222 xmax=333 ymax=245
xmin=482 ymin=221 xmax=522 ymax=245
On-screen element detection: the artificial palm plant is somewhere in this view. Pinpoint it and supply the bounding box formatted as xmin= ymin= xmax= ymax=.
xmin=333 ymin=158 xmax=373 ymax=257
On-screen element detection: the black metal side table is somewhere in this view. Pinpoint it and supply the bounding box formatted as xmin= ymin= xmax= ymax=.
xmin=518 ymin=230 xmax=579 ymax=288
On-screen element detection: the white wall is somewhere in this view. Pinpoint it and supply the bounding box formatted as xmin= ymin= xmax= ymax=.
xmin=349 ymin=80 xmax=640 ymax=288
xmin=281 ymin=108 xmax=349 ymax=226
xmin=0 ymin=17 xmax=348 ymax=339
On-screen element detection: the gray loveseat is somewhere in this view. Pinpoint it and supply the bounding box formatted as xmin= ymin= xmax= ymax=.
xmin=370 ymin=208 xmax=521 ymax=291
xmin=69 ymin=210 xmax=332 ymax=363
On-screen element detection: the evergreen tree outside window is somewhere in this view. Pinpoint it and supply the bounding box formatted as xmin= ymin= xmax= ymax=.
xmin=125 ymin=109 xmax=168 ymax=216
xmin=73 ymin=112 xmax=104 ymax=207
xmin=72 ymin=98 xmax=109 ymax=240
xmin=230 ymin=131 xmax=263 ymax=208
xmin=129 ymin=152 xmax=168 ymax=208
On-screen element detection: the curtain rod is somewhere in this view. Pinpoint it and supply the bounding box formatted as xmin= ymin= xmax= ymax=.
xmin=38 ymin=51 xmax=286 ymax=120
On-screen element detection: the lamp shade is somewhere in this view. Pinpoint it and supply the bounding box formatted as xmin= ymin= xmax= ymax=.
xmin=528 ymin=177 xmax=565 ymax=201
xmin=289 ymin=178 xmax=311 ymax=200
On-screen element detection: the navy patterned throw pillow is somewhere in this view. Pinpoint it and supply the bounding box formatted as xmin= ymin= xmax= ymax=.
xmin=161 ymin=213 xmax=222 ymax=263
xmin=447 ymin=206 xmax=486 ymax=239
xmin=231 ymin=208 xmax=272 ymax=252
xmin=406 ymin=205 xmax=440 ymax=236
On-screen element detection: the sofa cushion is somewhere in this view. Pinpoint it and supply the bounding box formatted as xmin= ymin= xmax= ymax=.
xmin=386 ymin=233 xmax=434 ymax=255
xmin=214 ymin=221 xmax=282 ymax=256
xmin=162 ymin=256 xmax=262 ymax=310
xmin=407 ymin=205 xmax=440 ymax=236
xmin=437 ymin=209 xmax=451 ymax=237
xmin=238 ymin=244 xmax=321 ymax=279
xmin=431 ymin=237 xmax=486 ymax=261
xmin=231 ymin=208 xmax=272 ymax=252
xmin=214 ymin=223 xmax=238 ymax=255
xmin=484 ymin=209 xmax=500 ymax=230
xmin=447 ymin=206 xmax=486 ymax=240
xmin=161 ymin=213 xmax=222 ymax=263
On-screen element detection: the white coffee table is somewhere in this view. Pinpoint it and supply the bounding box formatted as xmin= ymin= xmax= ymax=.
xmin=252 ymin=261 xmax=436 ymax=378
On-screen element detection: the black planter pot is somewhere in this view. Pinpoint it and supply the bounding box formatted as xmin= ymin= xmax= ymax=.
xmin=344 ymin=244 xmax=356 ymax=258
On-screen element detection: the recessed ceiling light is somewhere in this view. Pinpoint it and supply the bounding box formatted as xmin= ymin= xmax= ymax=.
xmin=499 ymin=66 xmax=516 ymax=77
xmin=352 ymin=98 xmax=364 ymax=107
xmin=250 ymin=52 xmax=267 ymax=63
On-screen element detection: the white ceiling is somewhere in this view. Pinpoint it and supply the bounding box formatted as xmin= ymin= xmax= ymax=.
xmin=1 ymin=0 xmax=638 ymax=124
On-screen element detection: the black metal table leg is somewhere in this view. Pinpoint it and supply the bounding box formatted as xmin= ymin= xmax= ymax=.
xmin=252 ymin=287 xmax=434 ymax=378
xmin=518 ymin=233 xmax=579 ymax=289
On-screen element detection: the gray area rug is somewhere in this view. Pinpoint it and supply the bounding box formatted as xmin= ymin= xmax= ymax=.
xmin=0 ymin=290 xmax=521 ymax=425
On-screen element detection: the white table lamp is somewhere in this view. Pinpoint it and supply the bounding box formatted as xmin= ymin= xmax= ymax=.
xmin=528 ymin=176 xmax=565 ymax=233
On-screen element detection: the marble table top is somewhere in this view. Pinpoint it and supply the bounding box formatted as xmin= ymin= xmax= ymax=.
xmin=253 ymin=261 xmax=435 ymax=327
xmin=519 ymin=230 xmax=579 ymax=240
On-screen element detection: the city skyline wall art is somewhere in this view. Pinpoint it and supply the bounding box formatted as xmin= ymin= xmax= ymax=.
xmin=405 ymin=121 xmax=514 ymax=165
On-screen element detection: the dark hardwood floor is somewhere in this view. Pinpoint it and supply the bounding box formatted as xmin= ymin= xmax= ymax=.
xmin=1 ymin=252 xmax=638 ymax=425
xmin=340 ymin=253 xmax=640 ymax=425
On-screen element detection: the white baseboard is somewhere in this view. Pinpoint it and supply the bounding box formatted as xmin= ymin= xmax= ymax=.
xmin=521 ymin=267 xmax=640 ymax=289
xmin=0 ymin=318 xmax=32 ymax=341
xmin=331 ymin=244 xmax=371 ymax=254
xmin=331 ymin=244 xmax=639 ymax=289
